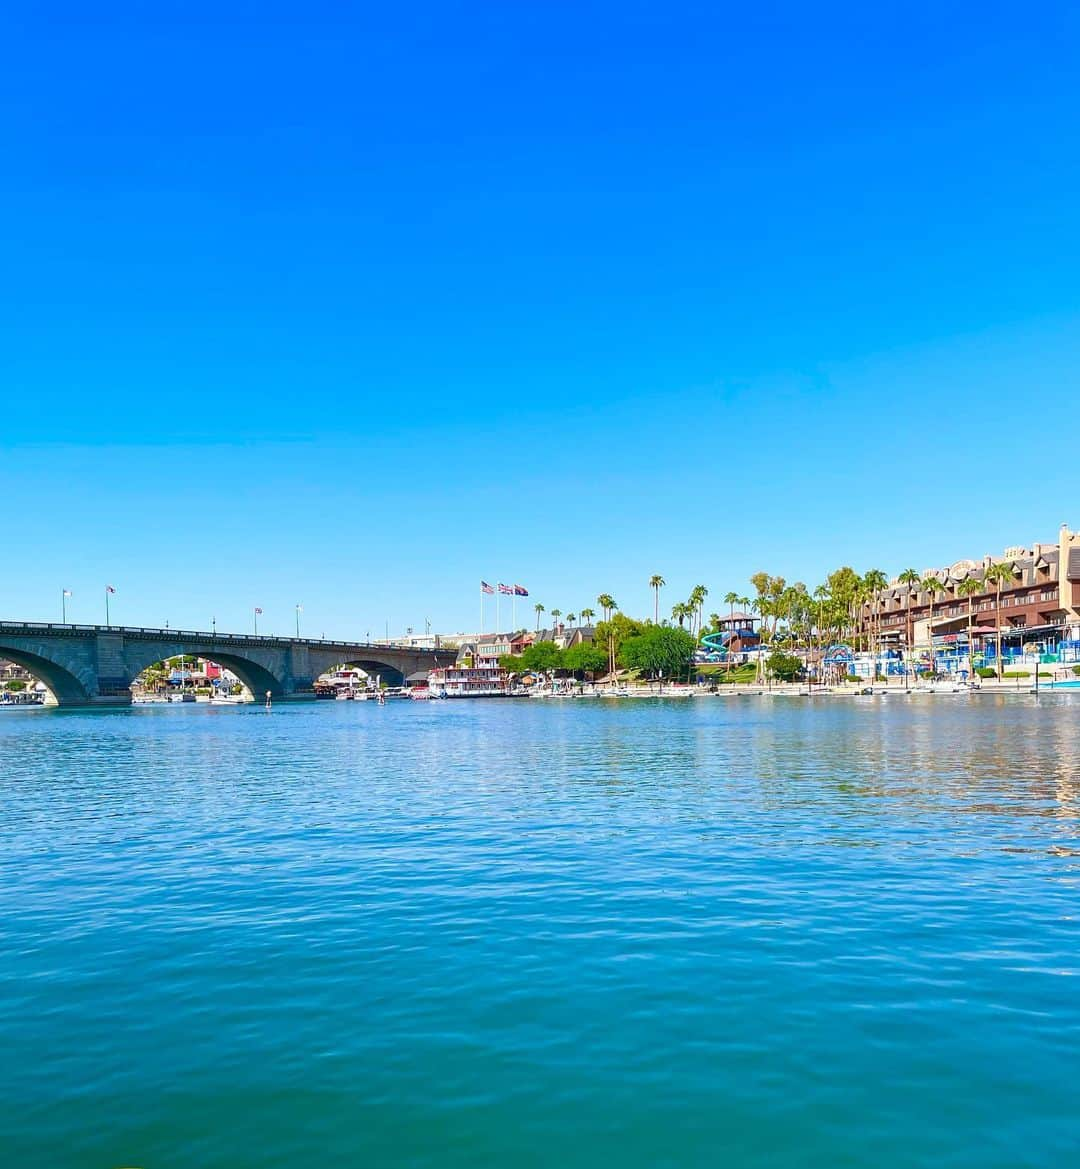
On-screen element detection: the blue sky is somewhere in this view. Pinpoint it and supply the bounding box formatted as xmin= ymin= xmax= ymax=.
xmin=3 ymin=2 xmax=1079 ymax=636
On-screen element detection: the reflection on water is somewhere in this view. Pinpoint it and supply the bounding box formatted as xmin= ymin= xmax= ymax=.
xmin=1 ymin=694 xmax=1079 ymax=1168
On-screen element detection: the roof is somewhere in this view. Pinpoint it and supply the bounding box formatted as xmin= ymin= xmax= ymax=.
xmin=405 ymin=671 xmax=429 ymax=682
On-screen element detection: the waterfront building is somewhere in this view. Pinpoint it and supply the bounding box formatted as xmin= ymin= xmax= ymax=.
xmin=426 ymin=664 xmax=510 ymax=697
xmin=530 ymin=624 xmax=596 ymax=651
xmin=468 ymin=631 xmax=530 ymax=668
xmin=859 ymin=524 xmax=1080 ymax=669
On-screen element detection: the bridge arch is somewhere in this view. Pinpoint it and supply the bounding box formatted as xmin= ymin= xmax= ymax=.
xmin=335 ymin=658 xmax=408 ymax=686
xmin=0 ymin=645 xmax=94 ymax=705
xmin=125 ymin=644 xmax=286 ymax=701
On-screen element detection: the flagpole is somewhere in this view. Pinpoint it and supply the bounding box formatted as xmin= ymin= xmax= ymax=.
xmin=105 ymin=588 xmax=110 ymax=627
xmin=496 ymin=586 xmax=500 ymax=634
xmin=480 ymin=584 xmax=484 ymax=634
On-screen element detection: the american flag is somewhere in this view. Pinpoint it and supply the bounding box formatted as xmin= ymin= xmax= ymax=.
xmin=498 ymin=583 xmax=513 ymax=595
xmin=513 ymin=584 xmax=529 ymax=596
xmin=105 ymin=585 xmax=116 ymax=594
xmin=254 ymin=606 xmax=263 ymax=614
xmin=480 ymin=581 xmax=495 ymax=595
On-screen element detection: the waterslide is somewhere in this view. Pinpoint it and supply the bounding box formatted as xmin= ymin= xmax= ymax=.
xmin=699 ymin=630 xmax=733 ymax=661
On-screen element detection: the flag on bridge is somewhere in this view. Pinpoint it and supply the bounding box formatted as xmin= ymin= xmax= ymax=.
xmin=498 ymin=583 xmax=513 ymax=595
xmin=513 ymin=584 xmax=529 ymax=596
xmin=480 ymin=581 xmax=495 ymax=595
xmin=105 ymin=585 xmax=116 ymax=594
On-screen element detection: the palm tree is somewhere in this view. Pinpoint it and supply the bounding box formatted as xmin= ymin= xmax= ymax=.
xmin=689 ymin=584 xmax=708 ymax=640
xmin=984 ymin=562 xmax=1013 ymax=680
xmin=534 ymin=602 xmax=545 ymax=632
xmin=580 ymin=607 xmax=595 ymax=627
xmin=724 ymin=591 xmax=739 ymax=624
xmin=957 ymin=576 xmax=982 ymax=678
xmin=862 ymin=569 xmax=888 ymax=677
xmin=596 ymin=594 xmax=618 ymax=676
xmin=649 ymin=575 xmax=665 ymax=625
xmin=897 ymin=568 xmax=920 ymax=670
xmin=566 ymin=612 xmax=576 ymax=628
xmin=671 ymin=601 xmax=691 ymax=628
xmin=920 ymin=575 xmax=945 ymax=676
xmin=551 ymin=608 xmax=562 ymax=632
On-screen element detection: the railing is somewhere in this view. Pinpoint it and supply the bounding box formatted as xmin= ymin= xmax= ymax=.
xmin=0 ymin=621 xmax=426 ymax=653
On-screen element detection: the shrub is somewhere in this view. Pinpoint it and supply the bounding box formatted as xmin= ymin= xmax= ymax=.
xmin=975 ymin=667 xmax=997 ymax=679
xmin=1073 ymin=665 xmax=1080 ymax=677
xmin=1003 ymin=670 xmax=1031 ymax=679
xmin=846 ymin=672 xmax=860 ymax=683
xmin=766 ymin=650 xmax=803 ymax=682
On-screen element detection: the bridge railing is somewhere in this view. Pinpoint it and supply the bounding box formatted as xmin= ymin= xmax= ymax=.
xmin=0 ymin=621 xmax=428 ymax=653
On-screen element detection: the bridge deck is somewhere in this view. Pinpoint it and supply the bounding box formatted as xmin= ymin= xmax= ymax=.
xmin=0 ymin=621 xmax=421 ymax=653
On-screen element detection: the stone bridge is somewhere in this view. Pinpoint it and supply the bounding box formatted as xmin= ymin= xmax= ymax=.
xmin=0 ymin=622 xmax=453 ymax=706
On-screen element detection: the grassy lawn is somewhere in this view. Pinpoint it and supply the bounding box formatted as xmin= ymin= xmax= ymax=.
xmin=696 ymin=663 xmax=758 ymax=684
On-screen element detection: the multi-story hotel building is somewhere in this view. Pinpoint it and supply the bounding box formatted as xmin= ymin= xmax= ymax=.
xmin=861 ymin=524 xmax=1080 ymax=662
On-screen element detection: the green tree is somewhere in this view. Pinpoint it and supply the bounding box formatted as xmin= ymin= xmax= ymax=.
xmin=563 ymin=642 xmax=608 ymax=677
xmin=521 ymin=641 xmax=563 ymax=673
xmin=579 ymin=607 xmax=596 ymax=626
xmin=766 ymin=650 xmax=803 ymax=682
xmin=649 ymin=575 xmax=665 ymax=625
xmin=595 ymin=612 xmax=642 ymax=678
xmin=619 ymin=625 xmax=696 ymax=679
xmin=534 ymin=602 xmax=545 ymax=631
xmin=551 ymin=608 xmax=562 ymax=631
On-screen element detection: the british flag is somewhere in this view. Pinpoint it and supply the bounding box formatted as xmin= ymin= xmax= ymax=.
xmin=498 ymin=583 xmax=513 ymax=595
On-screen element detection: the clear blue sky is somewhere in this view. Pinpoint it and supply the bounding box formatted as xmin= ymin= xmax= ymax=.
xmin=4 ymin=2 xmax=1079 ymax=637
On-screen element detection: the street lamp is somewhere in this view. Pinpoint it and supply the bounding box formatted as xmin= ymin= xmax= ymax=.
xmin=212 ymin=616 xmax=217 ymax=637
xmin=295 ymin=603 xmax=303 ymax=638
xmin=62 ymin=588 xmax=71 ymax=623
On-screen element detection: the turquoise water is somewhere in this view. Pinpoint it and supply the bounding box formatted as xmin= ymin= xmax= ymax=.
xmin=2 ymin=695 xmax=1079 ymax=1168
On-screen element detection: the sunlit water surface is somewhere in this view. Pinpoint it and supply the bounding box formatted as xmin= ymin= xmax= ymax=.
xmin=2 ymin=694 xmax=1079 ymax=1167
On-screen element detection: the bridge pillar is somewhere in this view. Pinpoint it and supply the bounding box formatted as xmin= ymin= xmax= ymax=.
xmin=94 ymin=632 xmax=134 ymax=704
xmin=277 ymin=644 xmax=316 ymax=700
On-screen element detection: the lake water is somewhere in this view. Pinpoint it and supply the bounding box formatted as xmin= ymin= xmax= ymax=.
xmin=2 ymin=694 xmax=1079 ymax=1168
